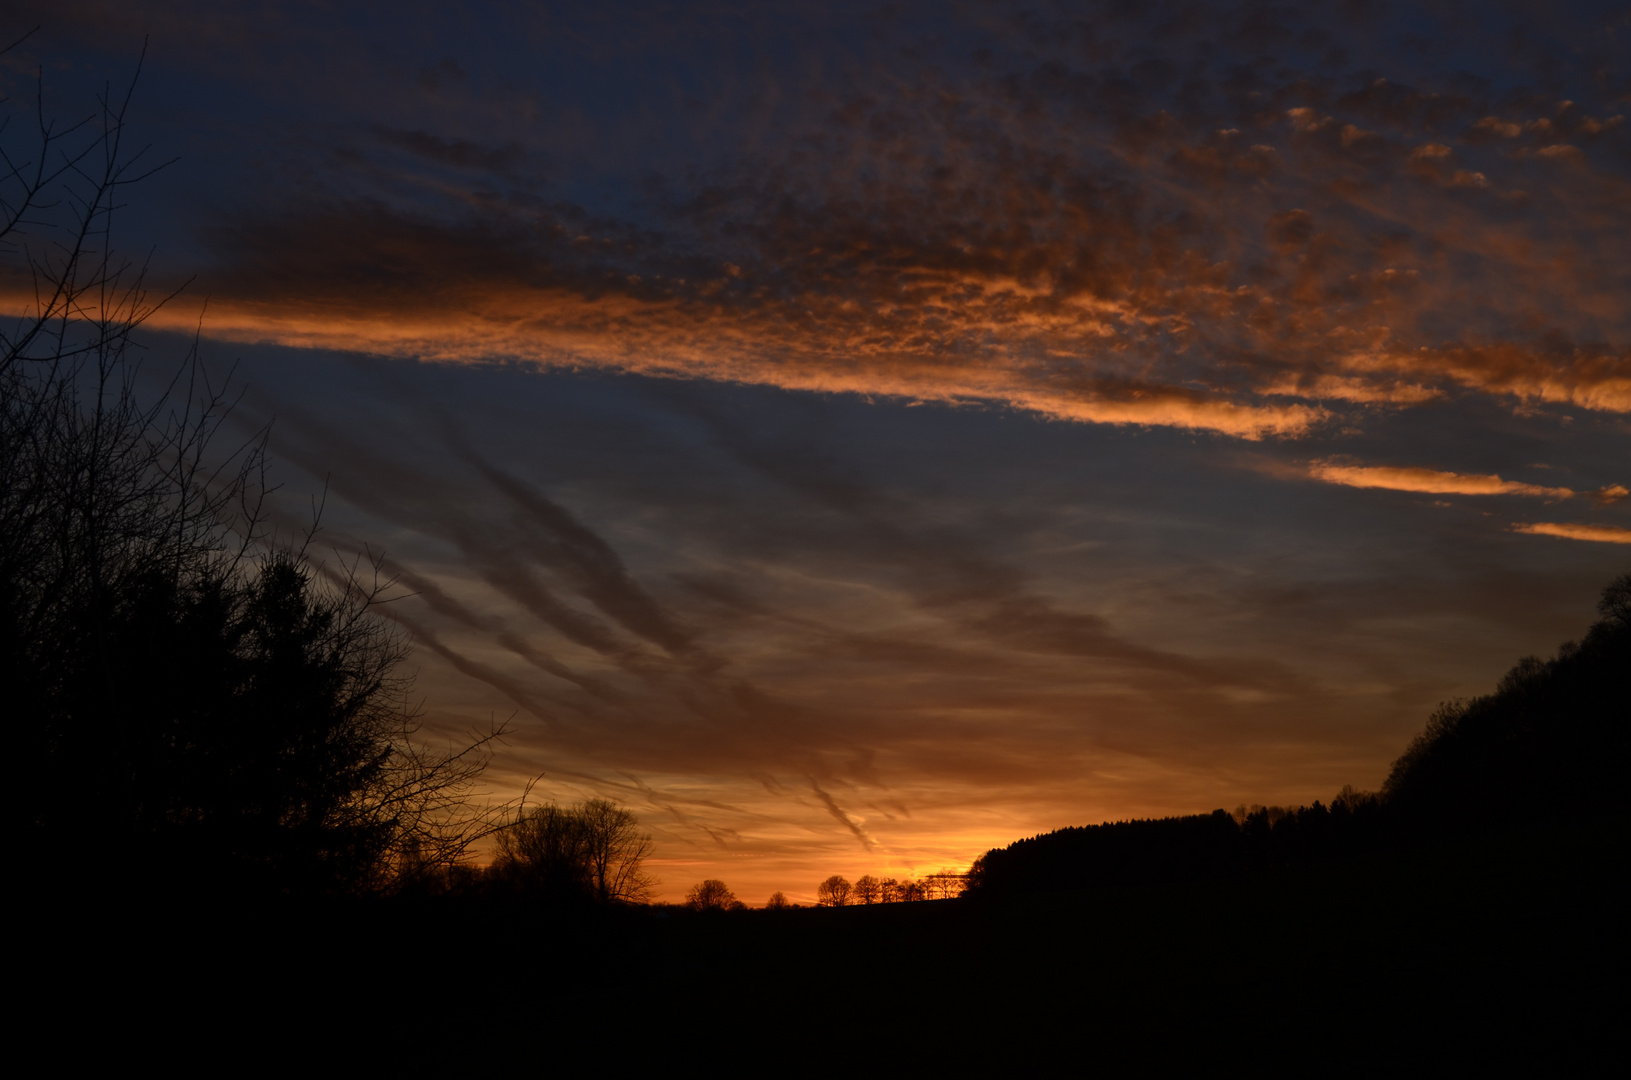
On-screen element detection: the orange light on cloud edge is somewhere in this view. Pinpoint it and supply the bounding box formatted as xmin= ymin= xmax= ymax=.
xmin=8 ymin=286 xmax=1628 ymax=447
xmin=1513 ymin=522 xmax=1631 ymax=545
xmin=1310 ymin=463 xmax=1630 ymax=507
xmin=1308 ymin=461 xmax=1592 ymax=500
xmin=0 ymin=290 xmax=1328 ymax=439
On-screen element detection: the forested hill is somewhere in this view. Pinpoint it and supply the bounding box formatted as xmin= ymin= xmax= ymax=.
xmin=1380 ymin=573 xmax=1628 ymax=832
xmin=965 ymin=573 xmax=1630 ymax=899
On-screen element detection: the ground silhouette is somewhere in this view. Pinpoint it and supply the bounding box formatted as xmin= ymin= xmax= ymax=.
xmin=963 ymin=572 xmax=1629 ymax=901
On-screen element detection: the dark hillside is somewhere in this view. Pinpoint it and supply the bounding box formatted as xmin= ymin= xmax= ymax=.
xmin=967 ymin=573 xmax=1629 ymax=900
xmin=1382 ymin=573 xmax=1629 ymax=833
xmin=964 ymin=796 xmax=1388 ymax=895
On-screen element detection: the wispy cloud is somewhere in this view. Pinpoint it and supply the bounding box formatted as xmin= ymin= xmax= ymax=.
xmin=194 ymin=334 xmax=1631 ymax=901
xmin=808 ymin=779 xmax=876 ymax=852
xmin=1512 ymin=522 xmax=1631 ymax=545
xmin=1306 ymin=461 xmax=1615 ymax=500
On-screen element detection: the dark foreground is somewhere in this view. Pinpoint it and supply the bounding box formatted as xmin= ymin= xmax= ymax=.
xmin=25 ymin=819 xmax=1622 ymax=1070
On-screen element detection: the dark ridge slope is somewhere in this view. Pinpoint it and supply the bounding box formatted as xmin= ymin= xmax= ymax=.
xmin=968 ymin=572 xmax=1629 ymax=899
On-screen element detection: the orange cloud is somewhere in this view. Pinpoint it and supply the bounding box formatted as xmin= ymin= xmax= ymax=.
xmin=1512 ymin=522 xmax=1631 ymax=544
xmin=8 ymin=4 xmax=1630 ymax=448
xmin=1308 ymin=461 xmax=1583 ymax=499
xmin=0 ymin=276 xmax=1327 ymax=440
xmin=1341 ymin=342 xmax=1631 ymax=415
xmin=1262 ymin=375 xmax=1440 ymax=405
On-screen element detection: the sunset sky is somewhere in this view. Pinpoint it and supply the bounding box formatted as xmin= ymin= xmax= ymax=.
xmin=6 ymin=1 xmax=1627 ymax=903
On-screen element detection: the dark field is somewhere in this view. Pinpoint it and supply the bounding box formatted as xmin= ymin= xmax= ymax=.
xmin=28 ymin=817 xmax=1621 ymax=1069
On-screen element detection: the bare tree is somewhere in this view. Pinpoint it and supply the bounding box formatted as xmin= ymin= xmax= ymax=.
xmin=686 ymin=879 xmax=736 ymax=910
xmin=2 ymin=33 xmax=177 ymax=380
xmin=765 ymin=891 xmax=790 ymax=909
xmin=491 ymin=802 xmax=591 ymax=897
xmin=923 ymin=869 xmax=967 ymax=900
xmin=817 ymin=874 xmax=852 ymax=907
xmin=852 ymin=874 xmax=880 ymax=905
xmin=493 ymin=798 xmax=655 ymax=903
xmin=577 ymin=798 xmax=657 ymax=903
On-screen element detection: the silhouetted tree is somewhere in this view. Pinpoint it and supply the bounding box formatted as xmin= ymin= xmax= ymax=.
xmin=1331 ymin=785 xmax=1380 ymax=814
xmin=4 ymin=41 xmax=500 ymax=897
xmin=686 ymin=879 xmax=736 ymax=910
xmin=491 ymin=799 xmax=655 ymax=903
xmin=576 ymin=798 xmax=657 ymax=903
xmin=817 ymin=874 xmax=852 ymax=907
xmin=765 ymin=891 xmax=790 ymax=909
xmin=490 ymin=802 xmax=589 ymax=899
xmin=853 ymin=874 xmax=880 ymax=904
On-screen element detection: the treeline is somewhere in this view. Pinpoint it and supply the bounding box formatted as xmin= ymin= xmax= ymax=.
xmin=700 ymin=872 xmax=972 ymax=910
xmin=810 ymin=871 xmax=968 ymax=906
xmin=966 ymin=573 xmax=1630 ymax=900
xmin=964 ymin=791 xmax=1387 ymax=895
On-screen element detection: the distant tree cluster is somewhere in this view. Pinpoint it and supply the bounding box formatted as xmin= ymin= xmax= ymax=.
xmin=964 ymin=796 xmax=1387 ymax=897
xmin=815 ymin=871 xmax=967 ymax=905
xmin=663 ymin=871 xmax=973 ymax=912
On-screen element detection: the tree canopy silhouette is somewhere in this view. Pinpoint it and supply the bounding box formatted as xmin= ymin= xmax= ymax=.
xmin=4 ymin=40 xmax=498 ymax=898
xmin=490 ymin=799 xmax=656 ymax=904
xmin=686 ymin=879 xmax=737 ymax=910
xmin=816 ymin=874 xmax=852 ymax=906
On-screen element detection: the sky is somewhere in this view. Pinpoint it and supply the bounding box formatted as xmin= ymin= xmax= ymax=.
xmin=4 ymin=1 xmax=1627 ymax=904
